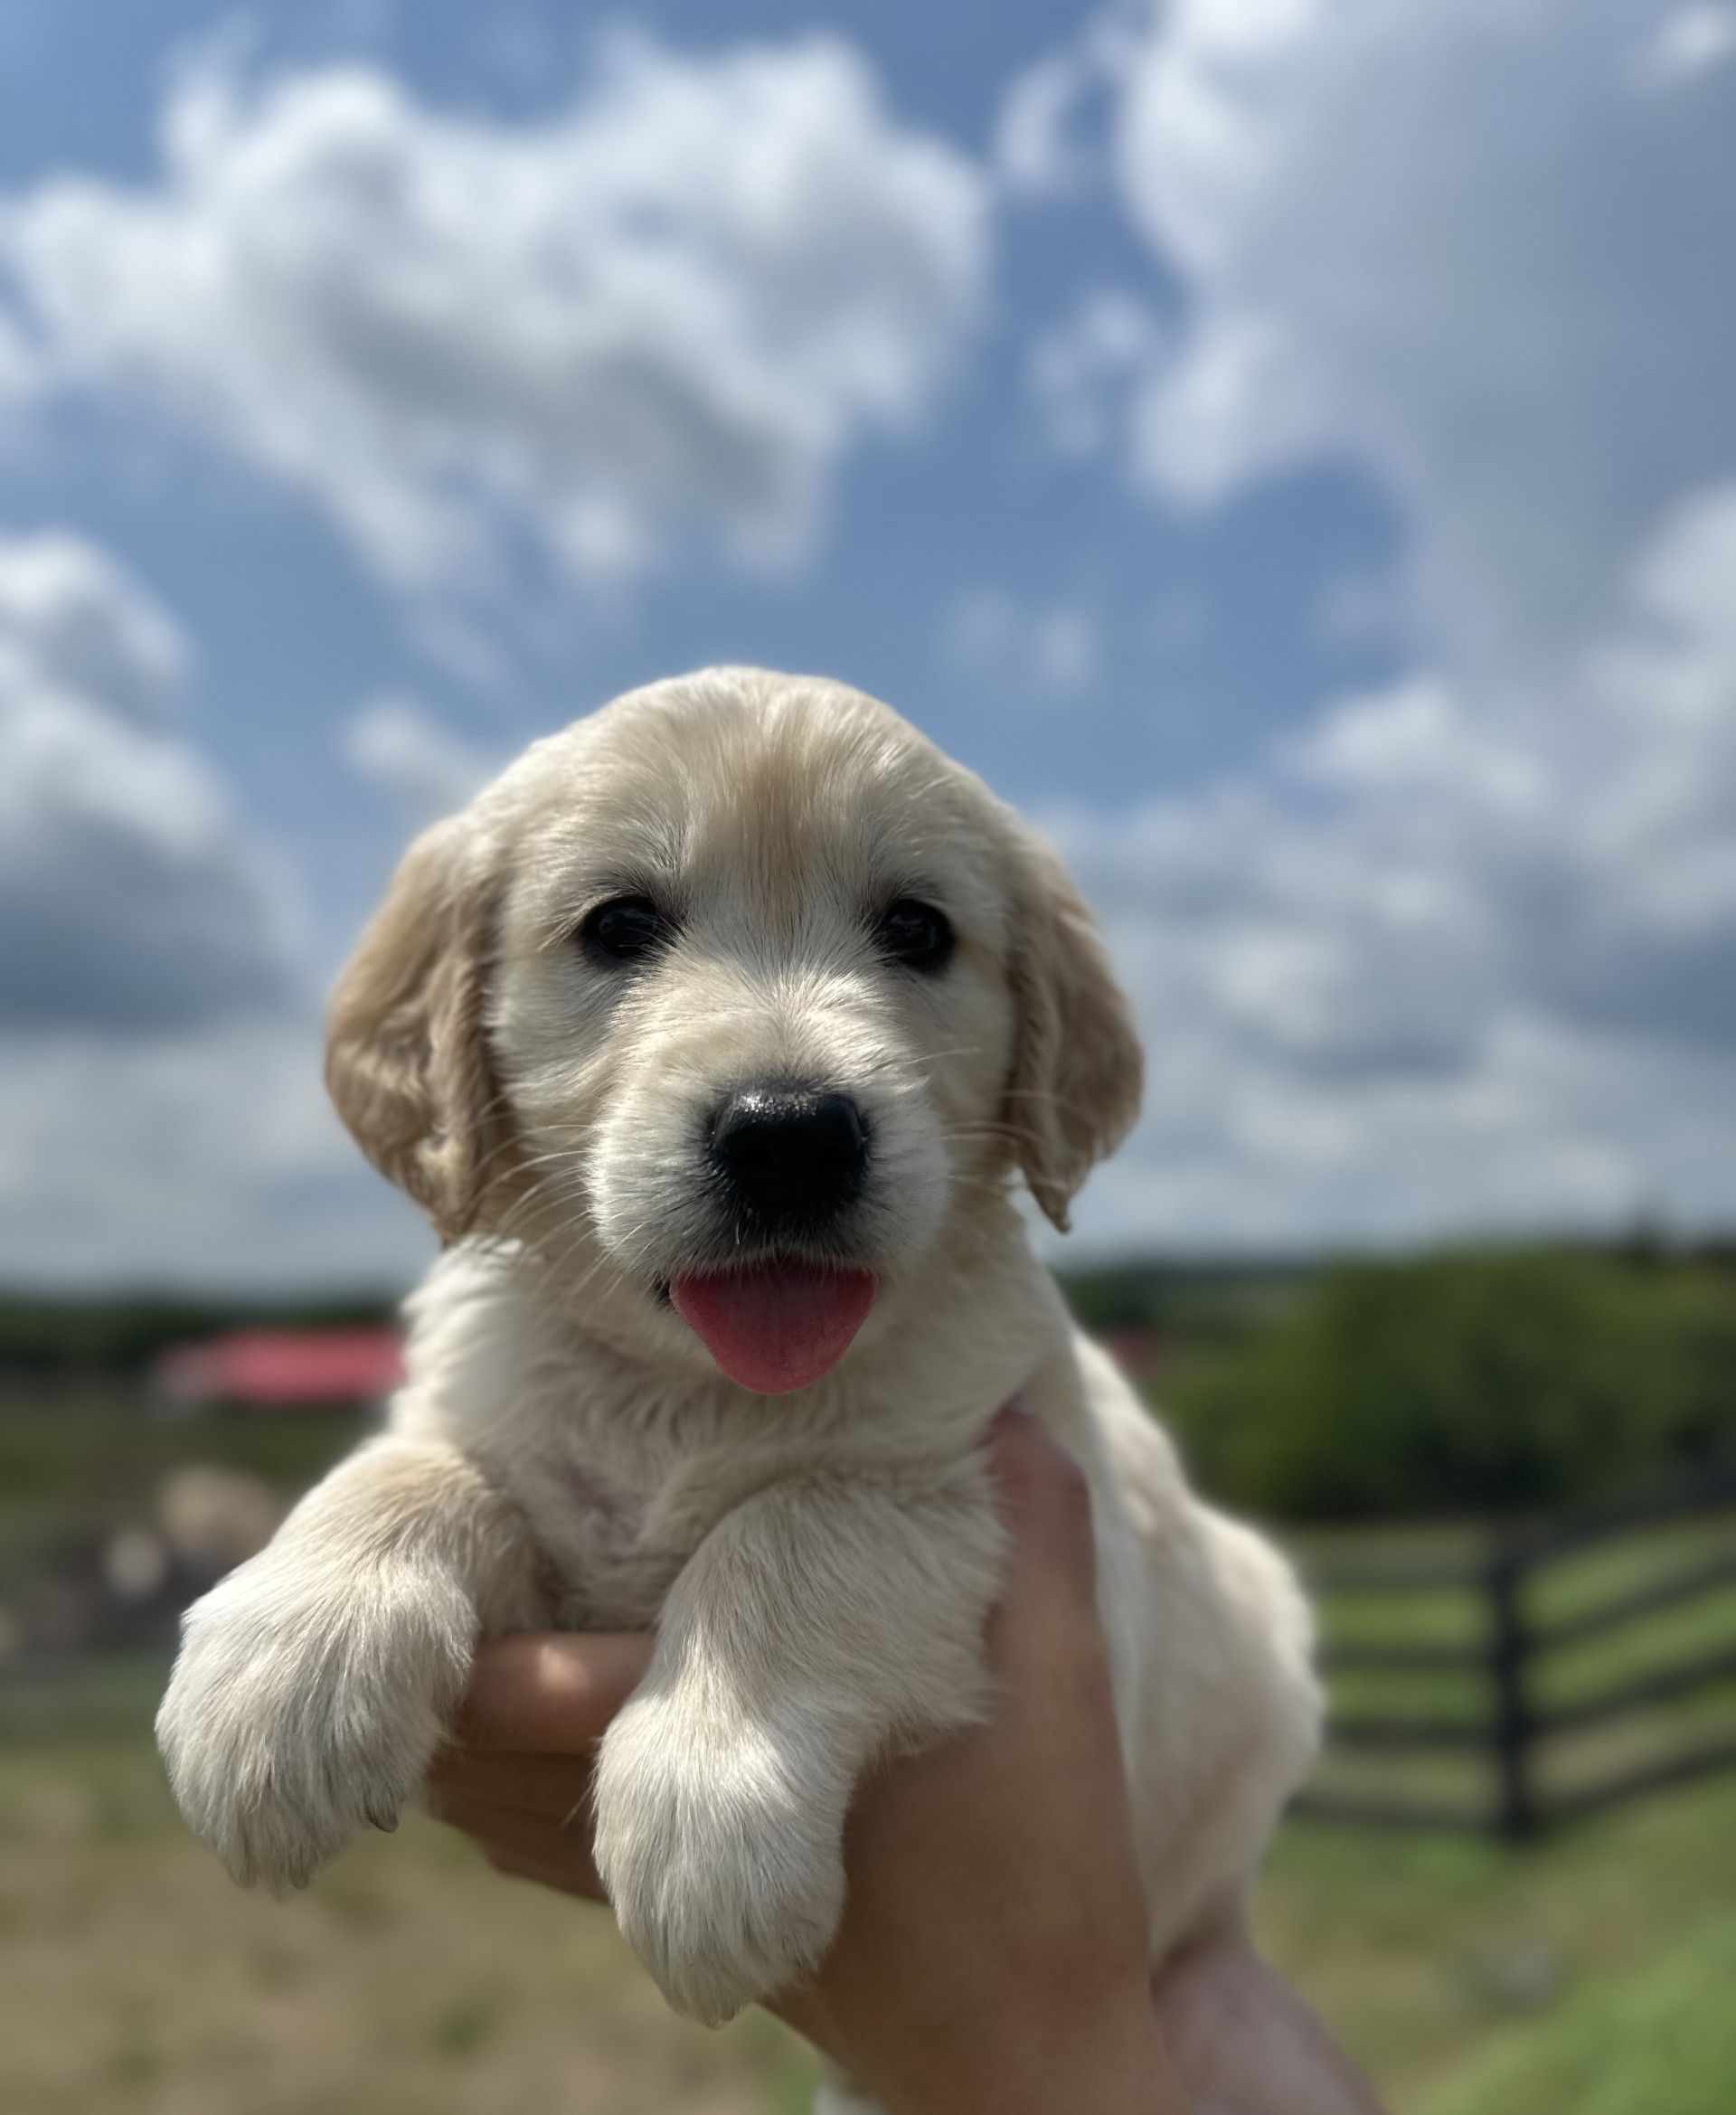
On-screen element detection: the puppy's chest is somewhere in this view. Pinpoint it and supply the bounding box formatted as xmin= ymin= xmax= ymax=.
xmin=487 ymin=1393 xmax=968 ymax=1634
xmin=510 ymin=1449 xmax=680 ymax=1630
xmin=497 ymin=1410 xmax=771 ymax=1630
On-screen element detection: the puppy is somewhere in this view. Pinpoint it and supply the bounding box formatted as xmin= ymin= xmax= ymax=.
xmin=157 ymin=668 xmax=1318 ymax=2086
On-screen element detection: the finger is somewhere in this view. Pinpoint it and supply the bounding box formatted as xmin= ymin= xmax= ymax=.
xmin=425 ymin=1744 xmax=598 ymax=1818
xmin=977 ymin=1403 xmax=1118 ymax=1740
xmin=423 ymin=1778 xmax=588 ymax=1839
xmin=450 ymin=1631 xmax=654 ymax=1752
xmin=985 ymin=1402 xmax=1098 ymax=1601
xmin=1152 ymin=1933 xmax=1389 ymax=2115
xmin=476 ymin=1844 xmax=601 ymax=1903
xmin=422 ymin=1785 xmax=608 ymax=1904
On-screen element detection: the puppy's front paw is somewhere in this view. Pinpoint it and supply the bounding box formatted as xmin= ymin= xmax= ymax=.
xmin=591 ymin=1689 xmax=849 ymax=2026
xmin=156 ymin=1551 xmax=473 ymax=1893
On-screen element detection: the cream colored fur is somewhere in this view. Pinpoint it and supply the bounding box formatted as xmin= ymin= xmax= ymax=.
xmin=157 ymin=669 xmax=1320 ymax=2074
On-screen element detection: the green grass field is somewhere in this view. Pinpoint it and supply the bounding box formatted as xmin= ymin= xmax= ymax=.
xmin=4 ymin=1639 xmax=1732 ymax=2114
xmin=1297 ymin=1508 xmax=1736 ymax=1818
xmin=1259 ymin=1776 xmax=1736 ymax=2112
xmin=3 ymin=1396 xmax=1733 ymax=2112
xmin=0 ymin=1701 xmax=820 ymax=2115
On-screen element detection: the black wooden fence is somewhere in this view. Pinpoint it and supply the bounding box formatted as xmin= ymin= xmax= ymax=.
xmin=1294 ymin=1454 xmax=1736 ymax=1842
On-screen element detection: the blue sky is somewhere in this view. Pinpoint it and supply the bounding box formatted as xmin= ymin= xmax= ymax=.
xmin=2 ymin=0 xmax=1734 ymax=1289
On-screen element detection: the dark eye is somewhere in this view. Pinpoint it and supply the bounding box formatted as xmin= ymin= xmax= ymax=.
xmin=580 ymin=895 xmax=673 ymax=964
xmin=875 ymin=897 xmax=954 ymax=974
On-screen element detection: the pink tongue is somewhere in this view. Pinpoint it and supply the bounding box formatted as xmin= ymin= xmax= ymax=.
xmin=671 ymin=1262 xmax=877 ymax=1394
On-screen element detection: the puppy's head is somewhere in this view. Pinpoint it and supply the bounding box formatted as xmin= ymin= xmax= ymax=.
xmin=327 ymin=669 xmax=1140 ymax=1392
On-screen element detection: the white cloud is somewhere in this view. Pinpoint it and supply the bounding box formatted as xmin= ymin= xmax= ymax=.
xmin=1027 ymin=288 xmax=1165 ymax=460
xmin=996 ymin=50 xmax=1095 ymax=197
xmin=994 ymin=14 xmax=1143 ymax=202
xmin=0 ymin=533 xmax=186 ymax=724
xmin=987 ymin=1 xmax=1736 ymax=1245
xmin=1056 ymin=482 xmax=1736 ymax=1253
xmin=945 ymin=586 xmax=1100 ymax=700
xmin=1132 ymin=312 xmax=1325 ymax=513
xmin=0 ymin=533 xmax=298 ymax=1033
xmin=343 ymin=691 xmax=499 ymax=822
xmin=1097 ymin=0 xmax=1736 ymax=666
xmin=0 ymin=39 xmax=988 ymax=594
xmin=0 ymin=1022 xmax=429 ymax=1291
xmin=1649 ymin=6 xmax=1736 ymax=82
xmin=0 ymin=533 xmax=414 ymax=1289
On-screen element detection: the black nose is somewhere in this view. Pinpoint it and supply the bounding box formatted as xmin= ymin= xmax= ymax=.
xmin=708 ymin=1087 xmax=870 ymax=1225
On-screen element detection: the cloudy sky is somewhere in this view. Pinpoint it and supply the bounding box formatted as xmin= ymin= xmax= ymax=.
xmin=3 ymin=0 xmax=1734 ymax=1290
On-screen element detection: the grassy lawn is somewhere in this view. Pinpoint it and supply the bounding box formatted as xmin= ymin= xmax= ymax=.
xmin=1298 ymin=1511 xmax=1736 ymax=1817
xmin=0 ymin=1679 xmax=821 ymax=2115
xmin=3 ymin=1661 xmax=1733 ymax=2115
xmin=3 ymin=1396 xmax=1733 ymax=2112
xmin=0 ymin=1395 xmax=365 ymax=1559
xmin=1272 ymin=1509 xmax=1736 ymax=2112
xmin=1428 ymin=1907 xmax=1736 ymax=2115
xmin=1263 ymin=1780 xmax=1736 ymax=2113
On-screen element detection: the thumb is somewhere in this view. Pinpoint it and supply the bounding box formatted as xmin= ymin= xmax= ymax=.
xmin=451 ymin=1630 xmax=654 ymax=1752
xmin=985 ymin=1401 xmax=1099 ymax=1606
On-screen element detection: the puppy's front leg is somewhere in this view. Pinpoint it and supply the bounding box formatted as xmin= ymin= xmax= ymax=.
xmin=591 ymin=1464 xmax=1003 ymax=2026
xmin=156 ymin=1437 xmax=539 ymax=1893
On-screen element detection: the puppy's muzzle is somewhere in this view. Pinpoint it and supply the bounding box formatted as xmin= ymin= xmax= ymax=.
xmin=707 ymin=1084 xmax=870 ymax=1235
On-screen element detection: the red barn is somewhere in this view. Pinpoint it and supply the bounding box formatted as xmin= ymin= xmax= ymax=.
xmin=153 ymin=1327 xmax=404 ymax=1412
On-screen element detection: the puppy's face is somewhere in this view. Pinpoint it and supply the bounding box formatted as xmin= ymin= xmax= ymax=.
xmin=327 ymin=670 xmax=1140 ymax=1393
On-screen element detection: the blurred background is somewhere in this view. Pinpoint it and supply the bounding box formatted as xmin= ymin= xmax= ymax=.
xmin=3 ymin=2 xmax=1735 ymax=2110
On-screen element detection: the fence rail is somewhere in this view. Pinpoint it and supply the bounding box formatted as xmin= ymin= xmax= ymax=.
xmin=1293 ymin=1452 xmax=1736 ymax=1842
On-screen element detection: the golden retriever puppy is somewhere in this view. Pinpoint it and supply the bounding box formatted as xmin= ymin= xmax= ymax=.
xmin=156 ymin=667 xmax=1318 ymax=2069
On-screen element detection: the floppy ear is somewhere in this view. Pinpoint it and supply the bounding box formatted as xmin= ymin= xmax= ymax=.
xmin=1002 ymin=823 xmax=1144 ymax=1232
xmin=325 ymin=817 xmax=513 ymax=1244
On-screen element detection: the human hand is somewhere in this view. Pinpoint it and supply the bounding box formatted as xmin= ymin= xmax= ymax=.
xmin=424 ymin=1411 xmax=1382 ymax=2114
xmin=764 ymin=1403 xmax=1183 ymax=2112
xmin=425 ymin=1625 xmax=653 ymax=1903
xmin=424 ymin=1406 xmax=1177 ymax=2110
